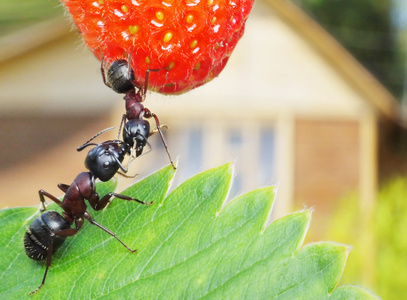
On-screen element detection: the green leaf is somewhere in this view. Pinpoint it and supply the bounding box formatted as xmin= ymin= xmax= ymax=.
xmin=0 ymin=164 xmax=377 ymax=299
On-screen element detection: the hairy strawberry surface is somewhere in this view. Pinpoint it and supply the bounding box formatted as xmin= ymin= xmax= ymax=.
xmin=62 ymin=0 xmax=254 ymax=94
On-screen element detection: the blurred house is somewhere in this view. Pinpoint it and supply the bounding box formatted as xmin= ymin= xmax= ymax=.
xmin=0 ymin=0 xmax=401 ymax=225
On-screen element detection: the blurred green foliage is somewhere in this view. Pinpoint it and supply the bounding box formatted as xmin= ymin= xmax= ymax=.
xmin=297 ymin=0 xmax=404 ymax=99
xmin=0 ymin=0 xmax=64 ymax=35
xmin=327 ymin=177 xmax=407 ymax=299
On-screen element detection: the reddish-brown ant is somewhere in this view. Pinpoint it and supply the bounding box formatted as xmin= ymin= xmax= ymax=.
xmin=24 ymin=131 xmax=153 ymax=295
xmin=24 ymin=58 xmax=176 ymax=295
xmin=101 ymin=59 xmax=176 ymax=169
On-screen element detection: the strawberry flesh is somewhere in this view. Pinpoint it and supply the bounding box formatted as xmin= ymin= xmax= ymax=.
xmin=62 ymin=0 xmax=254 ymax=94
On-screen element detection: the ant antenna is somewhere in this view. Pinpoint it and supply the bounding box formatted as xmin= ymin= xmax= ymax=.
xmin=117 ymin=115 xmax=127 ymax=140
xmin=109 ymin=149 xmax=128 ymax=173
xmin=118 ymin=138 xmax=153 ymax=179
xmin=77 ymin=127 xmax=115 ymax=151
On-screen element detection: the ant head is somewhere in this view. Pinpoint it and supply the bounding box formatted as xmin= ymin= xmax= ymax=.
xmin=123 ymin=119 xmax=150 ymax=157
xmin=104 ymin=59 xmax=135 ymax=94
xmin=85 ymin=141 xmax=128 ymax=181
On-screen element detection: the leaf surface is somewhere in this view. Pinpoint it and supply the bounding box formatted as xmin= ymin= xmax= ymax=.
xmin=0 ymin=164 xmax=377 ymax=299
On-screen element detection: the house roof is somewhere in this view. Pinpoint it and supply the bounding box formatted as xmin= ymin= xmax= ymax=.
xmin=264 ymin=0 xmax=401 ymax=123
xmin=0 ymin=0 xmax=401 ymax=123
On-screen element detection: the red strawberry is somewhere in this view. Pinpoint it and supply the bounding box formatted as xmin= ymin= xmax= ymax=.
xmin=61 ymin=0 xmax=254 ymax=94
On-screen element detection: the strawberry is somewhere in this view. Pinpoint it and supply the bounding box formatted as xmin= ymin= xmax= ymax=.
xmin=61 ymin=0 xmax=254 ymax=94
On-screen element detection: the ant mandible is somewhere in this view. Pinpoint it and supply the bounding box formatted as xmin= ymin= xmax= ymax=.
xmin=24 ymin=131 xmax=152 ymax=295
xmin=101 ymin=58 xmax=177 ymax=169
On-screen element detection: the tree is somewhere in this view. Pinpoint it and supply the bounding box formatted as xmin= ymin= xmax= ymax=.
xmin=296 ymin=0 xmax=404 ymax=99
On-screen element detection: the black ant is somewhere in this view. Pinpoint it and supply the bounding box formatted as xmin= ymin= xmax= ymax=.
xmin=77 ymin=127 xmax=135 ymax=181
xmin=24 ymin=131 xmax=153 ymax=295
xmin=101 ymin=59 xmax=176 ymax=169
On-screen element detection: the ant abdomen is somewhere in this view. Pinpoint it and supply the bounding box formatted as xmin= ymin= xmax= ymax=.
xmin=106 ymin=59 xmax=134 ymax=94
xmin=24 ymin=211 xmax=71 ymax=261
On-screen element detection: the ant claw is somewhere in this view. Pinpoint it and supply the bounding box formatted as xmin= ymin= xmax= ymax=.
xmin=30 ymin=288 xmax=40 ymax=296
xmin=151 ymin=124 xmax=169 ymax=134
xmin=39 ymin=202 xmax=48 ymax=212
xmin=137 ymin=200 xmax=154 ymax=205
xmin=150 ymin=125 xmax=168 ymax=135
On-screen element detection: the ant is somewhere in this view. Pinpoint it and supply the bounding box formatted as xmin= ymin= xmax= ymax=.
xmin=24 ymin=131 xmax=153 ymax=295
xmin=101 ymin=58 xmax=176 ymax=169
xmin=77 ymin=127 xmax=135 ymax=181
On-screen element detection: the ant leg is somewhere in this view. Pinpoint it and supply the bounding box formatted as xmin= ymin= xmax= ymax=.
xmin=140 ymin=68 xmax=161 ymax=99
xmin=38 ymin=190 xmax=63 ymax=211
xmin=110 ymin=192 xmax=154 ymax=205
xmin=126 ymin=45 xmax=135 ymax=83
xmin=83 ymin=211 xmax=137 ymax=253
xmin=29 ymin=227 xmax=79 ymax=295
xmin=143 ymin=109 xmax=176 ymax=169
xmin=101 ymin=57 xmax=110 ymax=88
xmin=95 ymin=192 xmax=154 ymax=210
xmin=29 ymin=234 xmax=54 ymax=295
xmin=90 ymin=192 xmax=153 ymax=211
